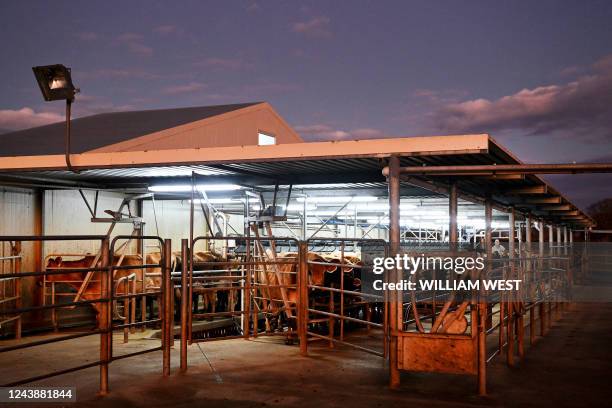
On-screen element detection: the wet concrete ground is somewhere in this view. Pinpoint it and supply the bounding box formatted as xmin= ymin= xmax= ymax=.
xmin=1 ymin=303 xmax=611 ymax=407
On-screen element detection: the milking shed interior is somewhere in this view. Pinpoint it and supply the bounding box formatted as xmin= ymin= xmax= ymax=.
xmin=0 ymin=102 xmax=598 ymax=396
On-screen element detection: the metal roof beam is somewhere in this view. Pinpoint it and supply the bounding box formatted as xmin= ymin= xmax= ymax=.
xmin=478 ymin=174 xmax=525 ymax=180
xmin=557 ymin=210 xmax=580 ymax=216
xmin=523 ymin=197 xmax=563 ymax=204
xmin=383 ymin=163 xmax=612 ymax=176
xmin=507 ymin=186 xmax=548 ymax=195
xmin=540 ymin=205 xmax=572 ymax=211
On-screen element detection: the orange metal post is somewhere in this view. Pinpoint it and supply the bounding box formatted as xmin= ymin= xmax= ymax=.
xmin=388 ymin=155 xmax=401 ymax=389
xmin=298 ymin=241 xmax=309 ymax=356
xmin=180 ymin=239 xmax=189 ymax=373
xmin=162 ymin=239 xmax=172 ymax=376
xmin=13 ymin=241 xmax=22 ymax=339
xmin=507 ymin=208 xmax=515 ymax=366
xmin=99 ymin=238 xmax=110 ymax=395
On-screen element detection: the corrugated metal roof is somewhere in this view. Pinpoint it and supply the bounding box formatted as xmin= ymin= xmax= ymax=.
xmin=0 ymin=132 xmax=593 ymax=227
xmin=0 ymin=102 xmax=260 ymax=157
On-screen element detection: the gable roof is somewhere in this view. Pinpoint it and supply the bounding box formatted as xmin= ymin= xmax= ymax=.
xmin=0 ymin=102 xmax=261 ymax=157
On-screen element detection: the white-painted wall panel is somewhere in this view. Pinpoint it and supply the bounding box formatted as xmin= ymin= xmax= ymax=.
xmin=0 ymin=187 xmax=38 ymax=271
xmin=43 ymin=190 xmax=137 ymax=256
xmin=0 ymin=187 xmax=40 ymax=333
xmin=141 ymin=200 xmax=209 ymax=252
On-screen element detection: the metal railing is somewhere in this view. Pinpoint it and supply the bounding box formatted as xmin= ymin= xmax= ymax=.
xmin=109 ymin=235 xmax=170 ymax=368
xmin=304 ymin=238 xmax=389 ymax=357
xmin=187 ymin=235 xmax=299 ymax=339
xmin=0 ymin=234 xmax=174 ymax=394
xmin=0 ymin=241 xmax=22 ymax=339
xmin=391 ymin=246 xmax=574 ymax=395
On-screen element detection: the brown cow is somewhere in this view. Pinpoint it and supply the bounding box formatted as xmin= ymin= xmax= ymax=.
xmin=192 ymin=251 xmax=240 ymax=315
xmin=257 ymin=251 xmax=337 ymax=317
xmin=322 ymin=253 xmax=363 ymax=291
xmin=146 ymin=250 xmax=236 ymax=320
xmin=45 ymin=254 xmax=153 ymax=328
xmin=144 ymin=251 xmax=180 ymax=289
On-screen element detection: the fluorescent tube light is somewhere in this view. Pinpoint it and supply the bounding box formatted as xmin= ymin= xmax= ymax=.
xmin=296 ymin=196 xmax=378 ymax=203
xmin=148 ymin=184 xmax=242 ymax=192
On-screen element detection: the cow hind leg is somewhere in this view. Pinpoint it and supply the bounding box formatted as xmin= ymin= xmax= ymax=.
xmin=229 ymin=290 xmax=237 ymax=312
xmin=211 ymin=292 xmax=217 ymax=314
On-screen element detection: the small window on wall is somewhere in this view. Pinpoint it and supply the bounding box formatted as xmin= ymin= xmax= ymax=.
xmin=258 ymin=131 xmax=276 ymax=145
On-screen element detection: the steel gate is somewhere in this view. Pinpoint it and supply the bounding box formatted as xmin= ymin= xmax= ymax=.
xmin=0 ymin=234 xmax=174 ymax=395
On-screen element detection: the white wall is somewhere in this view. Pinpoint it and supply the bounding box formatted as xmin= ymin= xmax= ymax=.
xmin=141 ymin=199 xmax=210 ymax=252
xmin=0 ymin=187 xmax=39 ymax=271
xmin=43 ymin=190 xmax=137 ymax=256
xmin=0 ymin=187 xmax=42 ymax=332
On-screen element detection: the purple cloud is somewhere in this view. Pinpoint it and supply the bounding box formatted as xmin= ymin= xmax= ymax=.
xmin=162 ymin=82 xmax=207 ymax=95
xmin=246 ymin=2 xmax=260 ymax=12
xmin=196 ymin=57 xmax=249 ymax=70
xmin=116 ymin=33 xmax=153 ymax=57
xmin=431 ymin=54 xmax=612 ymax=144
xmin=244 ymin=82 xmax=301 ymax=94
xmin=153 ymin=25 xmax=178 ymax=35
xmin=0 ymin=107 xmax=63 ymax=131
xmin=295 ymin=124 xmax=386 ymax=141
xmin=291 ymin=16 xmax=331 ymax=38
xmin=76 ymin=32 xmax=99 ymax=41
xmin=79 ymin=68 xmax=160 ymax=80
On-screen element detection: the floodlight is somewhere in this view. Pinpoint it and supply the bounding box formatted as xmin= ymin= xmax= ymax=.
xmin=32 ymin=64 xmax=77 ymax=101
xmin=32 ymin=64 xmax=79 ymax=173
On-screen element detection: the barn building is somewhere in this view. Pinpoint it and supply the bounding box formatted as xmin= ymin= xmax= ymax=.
xmin=0 ymin=102 xmax=606 ymax=405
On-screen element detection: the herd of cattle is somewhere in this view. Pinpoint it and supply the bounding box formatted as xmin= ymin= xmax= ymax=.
xmin=43 ymin=248 xmax=377 ymax=336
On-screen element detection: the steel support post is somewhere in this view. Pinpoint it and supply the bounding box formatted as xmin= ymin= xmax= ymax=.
xmin=524 ymin=215 xmax=531 ymax=351
xmin=302 ymin=198 xmax=308 ymax=240
xmin=298 ymin=241 xmax=309 ymax=356
xmin=507 ymin=208 xmax=515 ymax=367
xmin=388 ymin=156 xmax=401 ymax=390
xmin=13 ymin=241 xmax=22 ymax=339
xmin=162 ymin=239 xmax=172 ymax=377
xmin=99 ymin=237 xmax=110 ymax=395
xmin=449 ymin=182 xmax=458 ymax=247
xmin=479 ymin=199 xmax=492 ymax=395
xmin=539 ymin=221 xmax=545 ymax=254
xmin=525 ymin=215 xmax=531 ymax=246
xmin=548 ymin=225 xmax=554 ymax=245
xmin=180 ymin=239 xmax=189 ymax=372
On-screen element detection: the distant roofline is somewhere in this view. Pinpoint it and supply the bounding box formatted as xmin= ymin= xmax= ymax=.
xmin=0 ymin=101 xmax=300 ymax=157
xmin=0 ymin=102 xmax=265 ymax=136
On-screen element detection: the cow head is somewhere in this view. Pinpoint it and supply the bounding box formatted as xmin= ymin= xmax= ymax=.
xmin=46 ymin=256 xmax=63 ymax=268
xmin=308 ymin=253 xmax=337 ymax=286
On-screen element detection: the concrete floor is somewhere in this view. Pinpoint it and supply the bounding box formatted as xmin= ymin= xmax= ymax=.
xmin=2 ymin=303 xmax=611 ymax=407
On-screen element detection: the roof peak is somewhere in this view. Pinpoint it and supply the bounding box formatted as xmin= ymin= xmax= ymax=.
xmin=0 ymin=101 xmax=268 ymax=156
xmin=86 ymin=101 xmax=264 ymax=118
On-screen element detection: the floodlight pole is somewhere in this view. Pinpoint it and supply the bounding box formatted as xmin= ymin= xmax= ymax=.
xmin=65 ymin=98 xmax=78 ymax=173
xmin=32 ymin=64 xmax=79 ymax=173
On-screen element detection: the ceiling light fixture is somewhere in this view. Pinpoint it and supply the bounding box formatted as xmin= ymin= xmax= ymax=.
xmin=148 ymin=184 xmax=242 ymax=192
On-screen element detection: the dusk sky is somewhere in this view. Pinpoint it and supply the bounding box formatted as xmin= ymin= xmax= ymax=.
xmin=1 ymin=0 xmax=611 ymax=208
